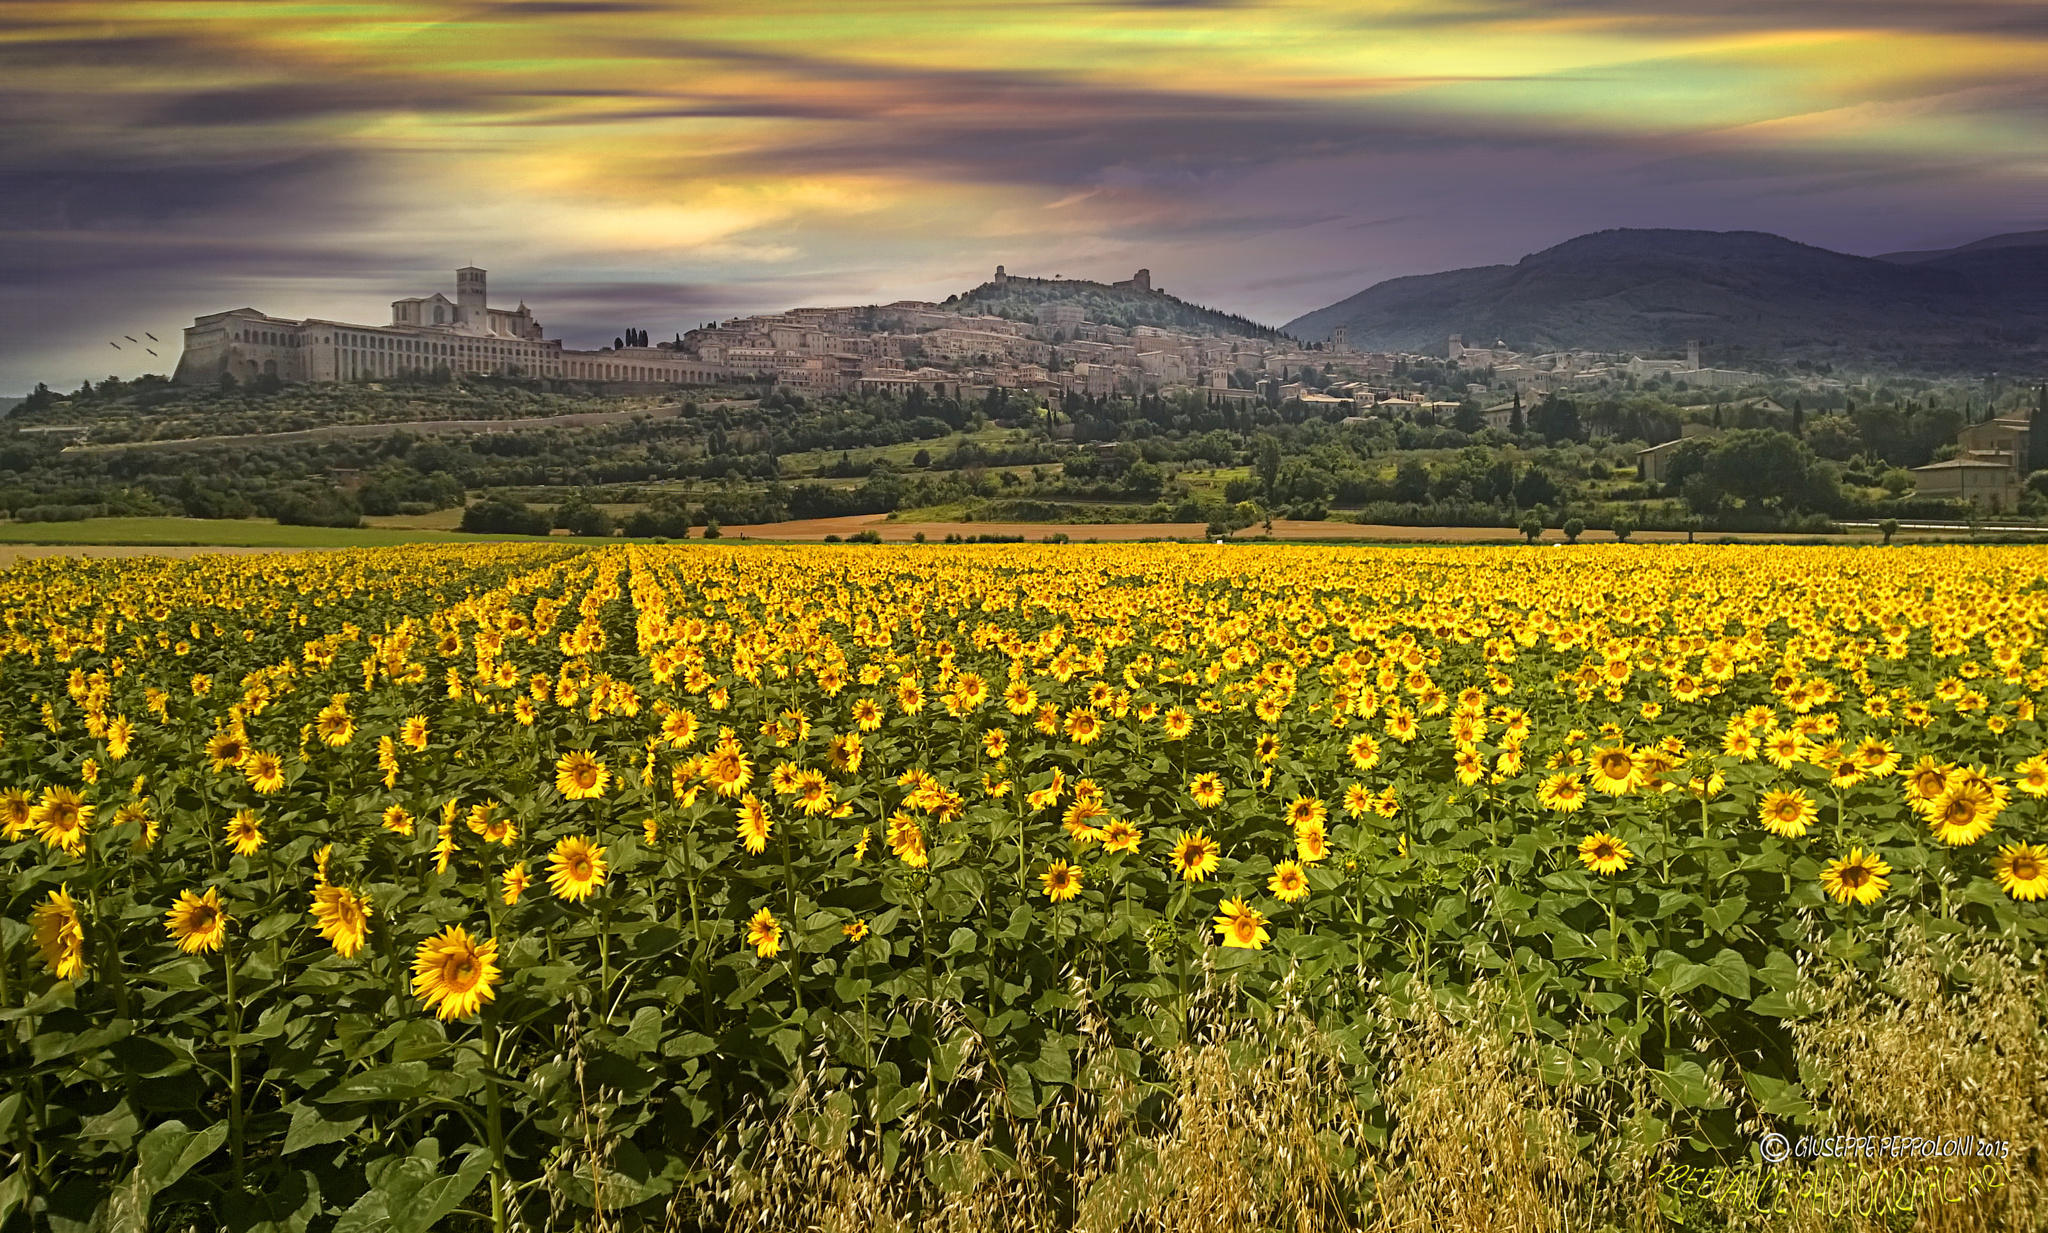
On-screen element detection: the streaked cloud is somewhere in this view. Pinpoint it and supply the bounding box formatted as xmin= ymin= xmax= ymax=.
xmin=0 ymin=0 xmax=2042 ymax=390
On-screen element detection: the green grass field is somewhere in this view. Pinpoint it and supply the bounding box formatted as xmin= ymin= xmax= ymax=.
xmin=0 ymin=517 xmax=557 ymax=547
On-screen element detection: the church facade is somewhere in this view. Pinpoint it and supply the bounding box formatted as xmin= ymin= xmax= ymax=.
xmin=173 ymin=267 xmax=734 ymax=387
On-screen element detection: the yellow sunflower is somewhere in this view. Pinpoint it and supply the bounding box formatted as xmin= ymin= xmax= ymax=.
xmin=32 ymin=787 xmax=92 ymax=856
xmin=745 ymin=907 xmax=782 ymax=958
xmin=1758 ymin=789 xmax=1816 ymax=839
xmin=1537 ymin=771 xmax=1587 ymax=814
xmin=1587 ymin=745 xmax=1640 ymax=796
xmin=1098 ymin=818 xmax=1142 ymax=854
xmin=206 ymin=729 xmax=249 ymax=772
xmin=547 ymin=836 xmax=609 ymax=902
xmin=1 ymin=788 xmax=31 ymax=840
xmin=1268 ymin=860 xmax=1310 ymax=903
xmin=2012 ymin=756 xmax=2048 ymax=799
xmin=1928 ymin=783 xmax=1995 ymax=847
xmin=164 ymin=887 xmax=230 ymax=955
xmin=501 ymin=861 xmax=531 ymax=906
xmin=1853 ymin=738 xmax=1899 ymax=777
xmin=224 ymin=808 xmax=264 ymax=857
xmin=1041 ymin=860 xmax=1082 ymax=902
xmin=887 ymin=812 xmax=929 ymax=868
xmin=316 ymin=706 xmax=355 ymax=748
xmin=1577 ymin=832 xmax=1633 ymax=876
xmin=703 ymin=742 xmax=754 ymax=797
xmin=1064 ymin=707 xmax=1103 ymax=745
xmin=792 ymin=770 xmax=836 ymax=817
xmin=311 ymin=885 xmax=373 ymax=958
xmin=554 ymin=750 xmax=611 ymax=801
xmin=1295 ymin=821 xmax=1330 ymax=864
xmin=661 ymin=709 xmax=700 ymax=748
xmin=1819 ymin=848 xmax=1891 ymax=906
xmin=32 ymin=886 xmax=86 ymax=980
xmin=1901 ymin=756 xmax=1953 ymax=807
xmin=411 ymin=926 xmax=501 ymax=1021
xmin=1286 ymin=795 xmax=1327 ymax=830
xmin=1212 ymin=897 xmax=1271 ymax=950
xmin=737 ymin=794 xmax=774 ymax=854
xmin=1992 ymin=843 xmax=2048 ymax=902
xmin=1170 ymin=831 xmax=1222 ymax=882
xmin=1188 ymin=773 xmax=1225 ymax=809
xmin=243 ymin=752 xmax=286 ymax=795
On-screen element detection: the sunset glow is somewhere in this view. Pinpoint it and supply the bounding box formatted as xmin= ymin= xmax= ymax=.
xmin=3 ymin=0 xmax=2043 ymax=389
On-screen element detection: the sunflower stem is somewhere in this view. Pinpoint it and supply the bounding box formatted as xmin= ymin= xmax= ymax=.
xmin=483 ymin=1013 xmax=510 ymax=1233
xmin=680 ymin=821 xmax=706 ymax=1019
xmin=598 ymin=894 xmax=612 ymax=1023
xmin=778 ymin=825 xmax=802 ymax=1014
xmin=223 ymin=939 xmax=246 ymax=1188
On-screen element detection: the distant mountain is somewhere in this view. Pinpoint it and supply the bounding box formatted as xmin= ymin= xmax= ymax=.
xmin=1876 ymin=230 xmax=2048 ymax=264
xmin=947 ymin=271 xmax=1291 ymax=341
xmin=1283 ymin=228 xmax=2048 ymax=373
xmin=1874 ymin=231 xmax=2048 ymax=322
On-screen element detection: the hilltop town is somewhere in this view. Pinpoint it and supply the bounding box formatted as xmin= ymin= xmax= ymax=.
xmin=163 ymin=263 xmax=1810 ymax=417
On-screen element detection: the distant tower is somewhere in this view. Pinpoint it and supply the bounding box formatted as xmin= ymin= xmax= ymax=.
xmin=456 ymin=266 xmax=487 ymax=326
xmin=994 ymin=265 xmax=1007 ymax=285
xmin=1332 ymin=325 xmax=1349 ymax=353
xmin=1131 ymin=268 xmax=1151 ymax=293
xmin=1448 ymin=334 xmax=1465 ymax=363
xmin=1686 ymin=339 xmax=1700 ymax=371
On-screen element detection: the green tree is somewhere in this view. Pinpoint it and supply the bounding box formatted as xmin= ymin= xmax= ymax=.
xmin=1528 ymin=394 xmax=1582 ymax=442
xmin=1519 ymin=513 xmax=1544 ymax=543
xmin=1610 ymin=514 xmax=1634 ymax=543
xmin=1392 ymin=460 xmax=1431 ymax=504
xmin=1563 ymin=517 xmax=1584 ymax=544
xmin=1256 ymin=436 xmax=1282 ymax=503
xmin=1879 ymin=518 xmax=1899 ymax=545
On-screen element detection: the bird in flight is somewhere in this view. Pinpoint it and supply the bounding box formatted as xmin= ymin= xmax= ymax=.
xmin=108 ymin=341 xmax=121 ymax=349
xmin=145 ymin=332 xmax=159 ymax=342
xmin=145 ymin=348 xmax=159 ymax=357
xmin=125 ymin=335 xmax=139 ymax=343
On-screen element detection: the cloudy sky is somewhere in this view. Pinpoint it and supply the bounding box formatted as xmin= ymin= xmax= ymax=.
xmin=3 ymin=0 xmax=2044 ymax=392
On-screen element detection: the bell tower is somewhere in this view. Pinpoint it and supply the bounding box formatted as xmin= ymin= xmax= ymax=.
xmin=456 ymin=266 xmax=487 ymax=326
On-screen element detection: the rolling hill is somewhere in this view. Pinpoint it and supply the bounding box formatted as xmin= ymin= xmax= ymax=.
xmin=1283 ymin=228 xmax=2048 ymax=373
xmin=946 ymin=272 xmax=1292 ymax=341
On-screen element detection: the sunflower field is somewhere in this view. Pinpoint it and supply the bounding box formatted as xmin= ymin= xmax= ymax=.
xmin=2 ymin=542 xmax=2046 ymax=1231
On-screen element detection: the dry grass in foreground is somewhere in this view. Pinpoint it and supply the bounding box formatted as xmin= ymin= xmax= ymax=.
xmin=639 ymin=944 xmax=2047 ymax=1233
